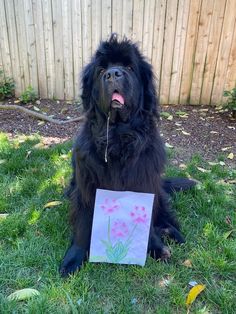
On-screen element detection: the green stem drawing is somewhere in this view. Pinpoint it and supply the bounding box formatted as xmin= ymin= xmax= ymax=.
xmin=101 ymin=217 xmax=139 ymax=263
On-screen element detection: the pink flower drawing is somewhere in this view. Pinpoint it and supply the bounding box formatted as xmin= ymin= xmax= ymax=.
xmin=111 ymin=220 xmax=129 ymax=240
xmin=130 ymin=206 xmax=148 ymax=224
xmin=100 ymin=198 xmax=120 ymax=215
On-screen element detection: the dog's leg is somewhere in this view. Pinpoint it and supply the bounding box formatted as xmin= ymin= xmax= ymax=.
xmin=162 ymin=177 xmax=198 ymax=194
xmin=59 ymin=209 xmax=93 ymax=277
xmin=148 ymin=225 xmax=171 ymax=260
xmin=159 ymin=222 xmax=185 ymax=244
xmin=151 ymin=191 xmax=185 ymax=254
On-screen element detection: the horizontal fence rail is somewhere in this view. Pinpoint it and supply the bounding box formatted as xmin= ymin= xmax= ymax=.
xmin=0 ymin=0 xmax=236 ymax=104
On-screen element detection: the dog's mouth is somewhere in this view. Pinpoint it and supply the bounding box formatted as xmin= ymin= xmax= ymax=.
xmin=111 ymin=91 xmax=125 ymax=109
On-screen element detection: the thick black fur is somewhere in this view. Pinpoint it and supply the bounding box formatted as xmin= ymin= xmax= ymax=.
xmin=60 ymin=35 xmax=196 ymax=277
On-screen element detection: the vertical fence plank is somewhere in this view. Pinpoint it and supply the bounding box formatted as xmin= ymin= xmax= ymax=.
xmin=62 ymin=0 xmax=74 ymax=99
xmin=201 ymin=0 xmax=226 ymax=105
xmin=152 ymin=0 xmax=167 ymax=92
xmin=72 ymin=0 xmax=83 ymax=99
xmin=112 ymin=0 xmax=123 ymax=36
xmin=41 ymin=0 xmax=55 ymax=98
xmin=132 ymin=0 xmax=144 ymax=44
xmin=160 ymin=0 xmax=178 ymax=105
xmin=81 ymin=0 xmax=92 ymax=65
xmin=122 ymin=0 xmax=133 ymax=38
xmin=15 ymin=0 xmax=29 ymax=91
xmin=92 ymin=0 xmax=102 ymax=53
xmin=179 ymin=0 xmax=202 ymax=104
xmin=24 ymin=0 xmax=39 ymax=95
xmin=0 ymin=0 xmax=12 ymax=77
xmin=0 ymin=45 xmax=3 ymax=69
xmin=169 ymin=0 xmax=190 ymax=104
xmin=52 ymin=0 xmax=64 ymax=99
xmin=224 ymin=21 xmax=236 ymax=95
xmin=4 ymin=0 xmax=22 ymax=96
xmin=211 ymin=0 xmax=236 ymax=105
xmin=190 ymin=0 xmax=214 ymax=104
xmin=32 ymin=0 xmax=47 ymax=98
xmin=101 ymin=0 xmax=112 ymax=40
xmin=142 ymin=0 xmax=155 ymax=61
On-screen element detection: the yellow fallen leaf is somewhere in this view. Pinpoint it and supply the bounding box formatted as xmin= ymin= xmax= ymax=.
xmin=219 ymin=161 xmax=225 ymax=166
xmin=186 ymin=284 xmax=205 ymax=307
xmin=7 ymin=288 xmax=40 ymax=301
xmin=14 ymin=100 xmax=21 ymax=103
xmin=179 ymin=163 xmax=187 ymax=169
xmin=182 ymin=131 xmax=191 ymax=136
xmin=33 ymin=106 xmax=40 ymax=112
xmin=227 ymin=153 xmax=234 ymax=160
xmin=208 ymin=162 xmax=218 ymax=166
xmin=167 ymin=115 xmax=173 ymax=121
xmin=43 ymin=200 xmax=63 ymax=209
xmin=197 ymin=167 xmax=211 ymax=173
xmin=221 ymin=147 xmax=232 ymax=151
xmin=182 ymin=259 xmax=192 ymax=268
xmin=33 ymin=142 xmax=45 ymax=149
xmin=38 ymin=121 xmax=45 ymax=126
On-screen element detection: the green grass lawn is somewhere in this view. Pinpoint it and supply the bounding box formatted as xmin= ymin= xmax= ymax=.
xmin=0 ymin=132 xmax=235 ymax=314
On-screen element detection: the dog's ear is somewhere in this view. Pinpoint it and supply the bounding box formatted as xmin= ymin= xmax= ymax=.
xmin=140 ymin=60 xmax=159 ymax=118
xmin=81 ymin=62 xmax=95 ymax=112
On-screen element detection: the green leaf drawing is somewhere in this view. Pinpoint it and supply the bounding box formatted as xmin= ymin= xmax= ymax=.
xmin=106 ymin=241 xmax=129 ymax=263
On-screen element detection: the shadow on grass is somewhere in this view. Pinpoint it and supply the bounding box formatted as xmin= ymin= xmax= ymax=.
xmin=0 ymin=133 xmax=72 ymax=288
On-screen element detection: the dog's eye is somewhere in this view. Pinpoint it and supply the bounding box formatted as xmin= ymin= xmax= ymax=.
xmin=126 ymin=65 xmax=133 ymax=71
xmin=98 ymin=68 xmax=105 ymax=75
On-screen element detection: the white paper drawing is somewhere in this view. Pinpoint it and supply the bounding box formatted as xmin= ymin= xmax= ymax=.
xmin=89 ymin=189 xmax=155 ymax=266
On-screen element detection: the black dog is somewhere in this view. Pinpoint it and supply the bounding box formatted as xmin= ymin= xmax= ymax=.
xmin=60 ymin=35 xmax=195 ymax=277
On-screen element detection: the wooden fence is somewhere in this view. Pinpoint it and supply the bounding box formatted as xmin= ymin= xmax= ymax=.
xmin=0 ymin=0 xmax=236 ymax=105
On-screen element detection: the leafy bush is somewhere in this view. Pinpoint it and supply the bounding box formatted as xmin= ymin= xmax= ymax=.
xmin=19 ymin=85 xmax=37 ymax=104
xmin=0 ymin=70 xmax=15 ymax=100
xmin=223 ymin=88 xmax=236 ymax=112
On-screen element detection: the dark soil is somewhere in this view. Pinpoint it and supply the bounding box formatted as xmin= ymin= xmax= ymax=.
xmin=0 ymin=99 xmax=235 ymax=166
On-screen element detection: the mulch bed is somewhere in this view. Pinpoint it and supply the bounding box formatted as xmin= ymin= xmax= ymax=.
xmin=0 ymin=99 xmax=235 ymax=166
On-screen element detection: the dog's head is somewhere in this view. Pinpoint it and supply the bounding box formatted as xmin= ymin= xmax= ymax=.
xmin=82 ymin=34 xmax=159 ymax=122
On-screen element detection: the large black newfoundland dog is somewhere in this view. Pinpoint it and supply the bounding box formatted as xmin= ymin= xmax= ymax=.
xmin=60 ymin=35 xmax=195 ymax=277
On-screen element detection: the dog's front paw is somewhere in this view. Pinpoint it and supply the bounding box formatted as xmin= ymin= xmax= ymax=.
xmin=148 ymin=244 xmax=171 ymax=261
xmin=59 ymin=244 xmax=86 ymax=277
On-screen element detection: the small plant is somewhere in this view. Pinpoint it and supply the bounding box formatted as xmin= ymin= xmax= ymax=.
xmin=223 ymin=88 xmax=236 ymax=118
xmin=0 ymin=69 xmax=15 ymax=100
xmin=19 ymin=85 xmax=37 ymax=104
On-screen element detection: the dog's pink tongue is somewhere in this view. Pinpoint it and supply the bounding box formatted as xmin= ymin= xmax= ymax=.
xmin=112 ymin=92 xmax=124 ymax=105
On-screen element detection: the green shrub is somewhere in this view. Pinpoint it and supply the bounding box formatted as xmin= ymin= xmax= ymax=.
xmin=223 ymin=88 xmax=236 ymax=115
xmin=19 ymin=85 xmax=37 ymax=104
xmin=0 ymin=69 xmax=15 ymax=100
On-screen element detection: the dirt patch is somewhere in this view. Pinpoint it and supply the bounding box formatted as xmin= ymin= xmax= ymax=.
xmin=160 ymin=105 xmax=235 ymax=166
xmin=0 ymin=99 xmax=235 ymax=166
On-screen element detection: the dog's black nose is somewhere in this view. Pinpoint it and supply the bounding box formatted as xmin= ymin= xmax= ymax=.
xmin=105 ymin=67 xmax=123 ymax=81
